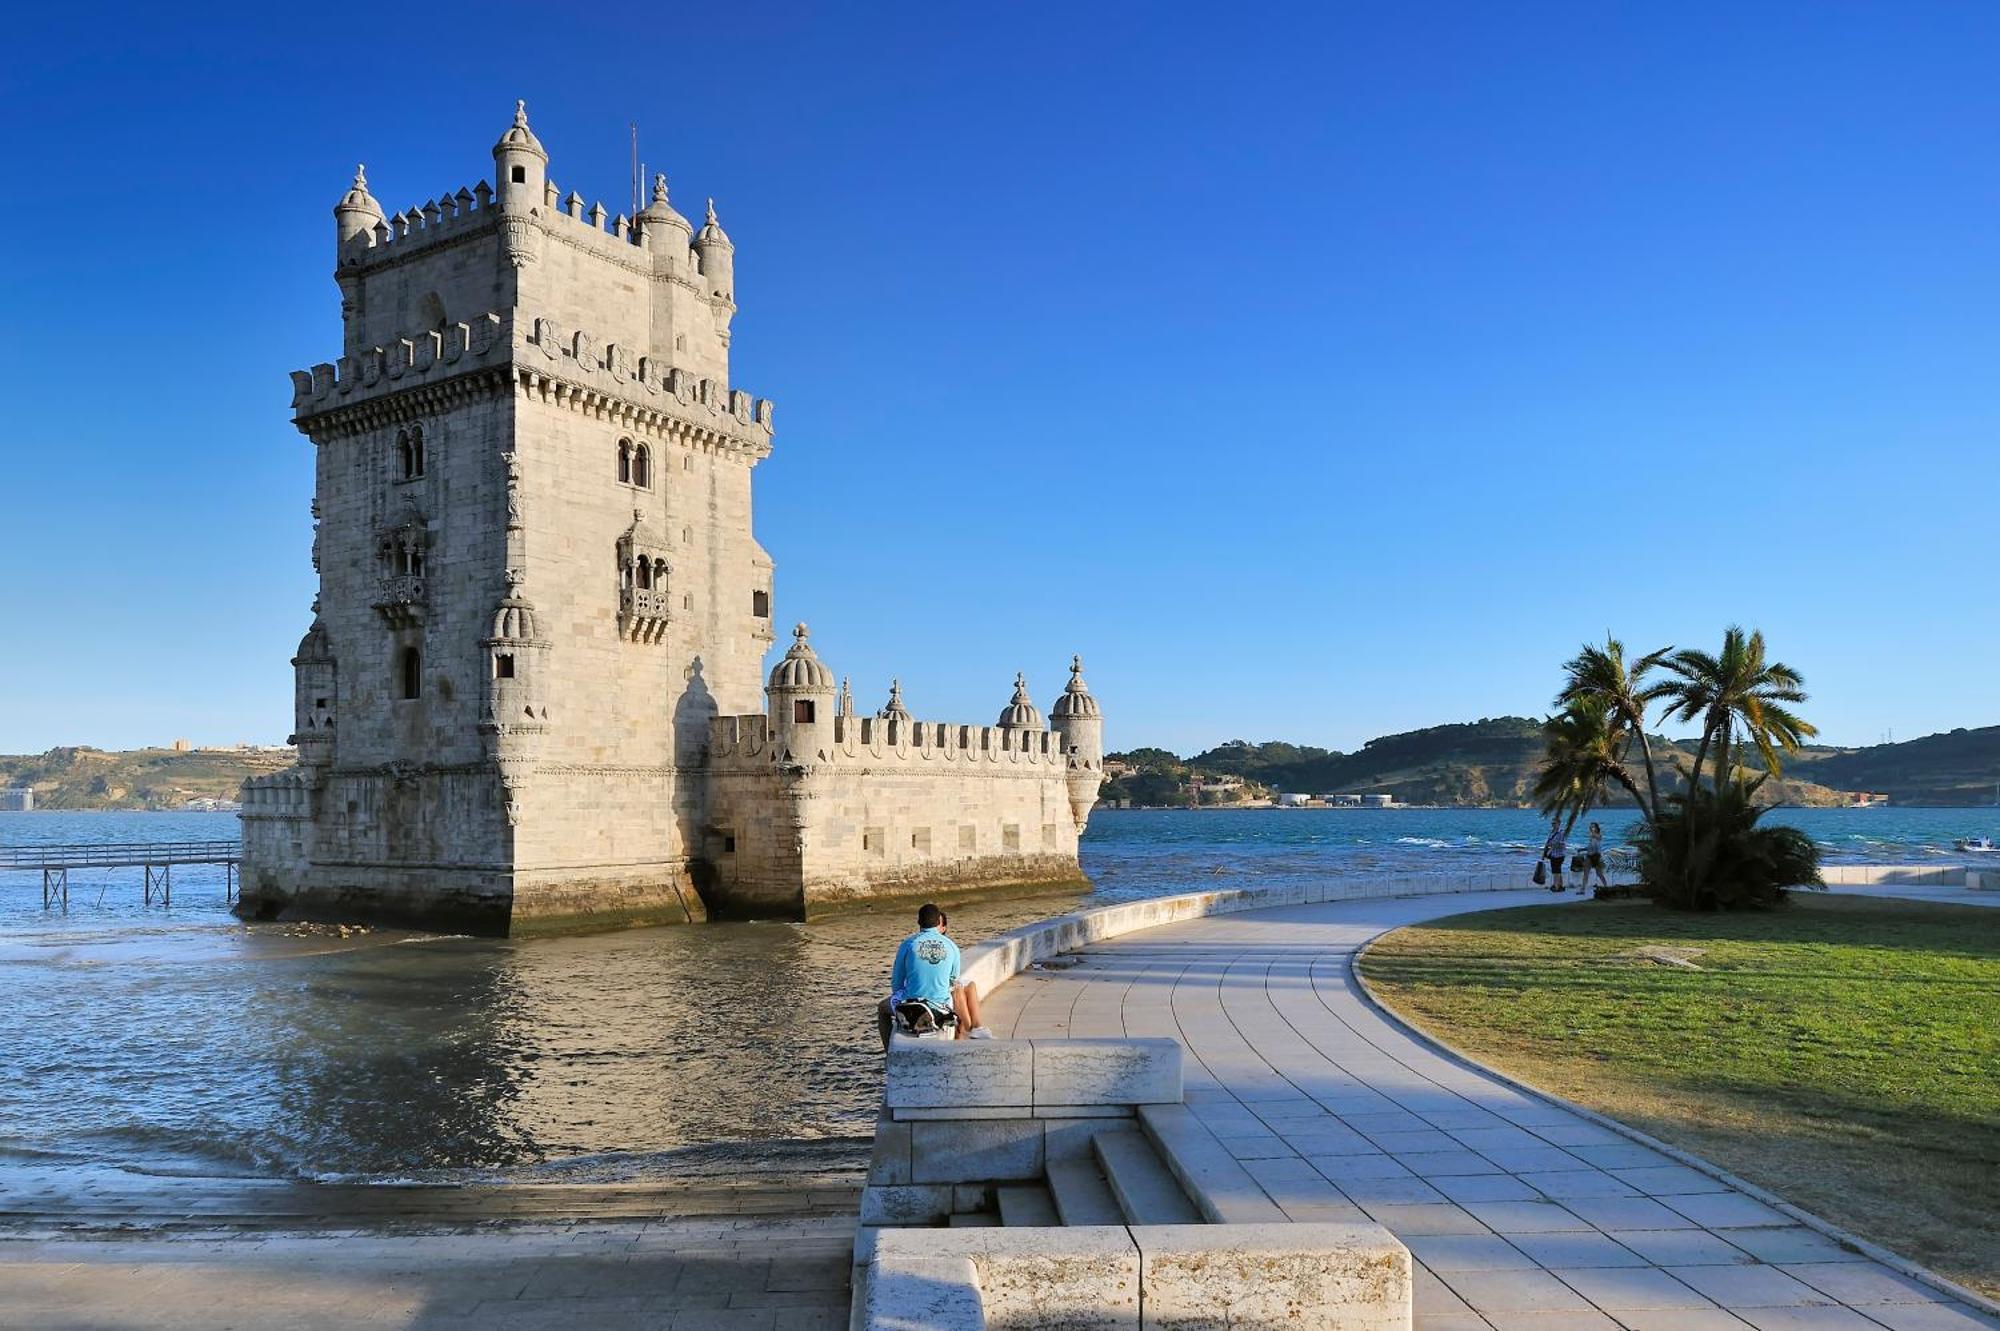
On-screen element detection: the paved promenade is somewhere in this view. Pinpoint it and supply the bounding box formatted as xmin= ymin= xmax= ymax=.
xmin=984 ymin=888 xmax=1999 ymax=1331
xmin=0 ymin=1214 xmax=854 ymax=1330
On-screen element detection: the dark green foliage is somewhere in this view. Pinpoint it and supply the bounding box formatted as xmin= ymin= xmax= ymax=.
xmin=1631 ymin=776 xmax=1824 ymax=910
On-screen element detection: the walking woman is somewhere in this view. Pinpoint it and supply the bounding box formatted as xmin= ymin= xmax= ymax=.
xmin=1581 ymin=821 xmax=1610 ymax=894
xmin=1541 ymin=824 xmax=1568 ymax=892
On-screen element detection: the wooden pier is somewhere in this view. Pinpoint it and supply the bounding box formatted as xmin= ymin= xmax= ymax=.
xmin=0 ymin=840 xmax=240 ymax=908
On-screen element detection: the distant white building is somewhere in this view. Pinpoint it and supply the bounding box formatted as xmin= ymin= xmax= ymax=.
xmin=1360 ymin=793 xmax=1395 ymax=808
xmin=1276 ymin=793 xmax=1312 ymax=808
xmin=0 ymin=788 xmax=34 ymax=812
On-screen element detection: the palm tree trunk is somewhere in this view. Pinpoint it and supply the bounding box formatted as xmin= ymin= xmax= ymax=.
xmin=1631 ymin=720 xmax=1662 ymax=822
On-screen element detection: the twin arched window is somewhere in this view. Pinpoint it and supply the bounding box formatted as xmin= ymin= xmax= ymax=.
xmin=397 ymin=426 xmax=426 ymax=480
xmin=618 ymin=438 xmax=652 ymax=488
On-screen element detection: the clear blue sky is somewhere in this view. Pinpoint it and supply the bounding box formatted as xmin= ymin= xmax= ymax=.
xmin=2 ymin=2 xmax=1995 ymax=757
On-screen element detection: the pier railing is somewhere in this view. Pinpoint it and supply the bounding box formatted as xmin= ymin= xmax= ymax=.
xmin=0 ymin=839 xmax=241 ymax=908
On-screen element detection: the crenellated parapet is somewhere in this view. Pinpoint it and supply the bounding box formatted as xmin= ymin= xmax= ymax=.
xmin=515 ymin=314 xmax=774 ymax=461
xmin=241 ymin=768 xmax=317 ymax=821
xmin=286 ymin=309 xmax=776 ymax=457
xmin=291 ymin=312 xmax=511 ymax=422
xmin=338 ymin=180 xmax=498 ymax=271
xmin=708 ymin=711 xmax=1068 ymax=770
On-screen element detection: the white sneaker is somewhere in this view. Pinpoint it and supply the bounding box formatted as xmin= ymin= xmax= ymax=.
xmin=966 ymin=1026 xmax=994 ymax=1040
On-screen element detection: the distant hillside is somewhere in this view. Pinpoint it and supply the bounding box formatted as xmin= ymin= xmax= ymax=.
xmin=1106 ymin=716 xmax=2000 ymax=809
xmin=0 ymin=747 xmax=293 ymax=810
xmin=1784 ymin=726 xmax=2000 ymax=807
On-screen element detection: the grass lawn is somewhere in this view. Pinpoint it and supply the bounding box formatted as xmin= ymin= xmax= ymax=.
xmin=1357 ymin=893 xmax=2000 ymax=1299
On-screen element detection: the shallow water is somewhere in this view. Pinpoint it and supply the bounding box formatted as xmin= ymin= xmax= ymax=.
xmin=0 ymin=805 xmax=1990 ymax=1187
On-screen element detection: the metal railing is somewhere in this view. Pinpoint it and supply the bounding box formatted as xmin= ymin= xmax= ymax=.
xmin=0 ymin=839 xmax=241 ymax=908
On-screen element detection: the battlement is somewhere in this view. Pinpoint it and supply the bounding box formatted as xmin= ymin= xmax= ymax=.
xmin=521 ymin=315 xmax=774 ymax=434
xmin=291 ymin=311 xmax=512 ymax=414
xmin=339 ymin=181 xmax=498 ymax=270
xmin=707 ymin=712 xmax=1069 ymax=769
xmin=288 ymin=310 xmax=776 ymax=445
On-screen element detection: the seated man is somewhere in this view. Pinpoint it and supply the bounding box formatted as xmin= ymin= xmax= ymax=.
xmin=876 ymin=903 xmax=991 ymax=1048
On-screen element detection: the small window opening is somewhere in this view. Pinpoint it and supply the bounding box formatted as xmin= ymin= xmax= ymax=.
xmin=723 ymin=834 xmax=736 ymax=854
xmin=315 ymin=697 xmax=329 ymax=710
xmin=683 ymin=455 xmax=692 ymax=471
xmin=495 ymin=654 xmax=516 ymax=679
xmin=510 ymin=165 xmax=526 ymax=184
xmin=399 ymin=647 xmax=422 ymax=700
xmin=632 ymin=444 xmax=652 ymax=488
xmin=618 ymin=439 xmax=632 ymax=484
xmin=794 ymin=699 xmax=816 ymax=723
xmin=751 ymin=590 xmax=770 ymax=618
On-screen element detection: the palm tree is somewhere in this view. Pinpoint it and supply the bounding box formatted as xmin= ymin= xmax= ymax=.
xmin=1533 ymin=697 xmax=1644 ymax=834
xmin=1557 ymin=637 xmax=1672 ymax=820
xmin=1658 ymin=626 xmax=1818 ymax=795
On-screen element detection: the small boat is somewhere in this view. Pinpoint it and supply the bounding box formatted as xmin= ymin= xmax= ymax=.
xmin=1954 ymin=836 xmax=1997 ymax=853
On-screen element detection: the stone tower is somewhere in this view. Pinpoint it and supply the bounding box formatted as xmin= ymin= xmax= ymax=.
xmin=241 ymin=103 xmax=776 ymax=934
xmin=242 ymin=104 xmax=1102 ymax=934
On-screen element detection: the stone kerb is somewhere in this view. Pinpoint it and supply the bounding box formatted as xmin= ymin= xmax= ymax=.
xmin=864 ymin=1224 xmax=1410 ymax=1331
xmin=1819 ymin=863 xmax=1968 ymax=887
xmin=956 ymin=875 xmax=1520 ymax=1002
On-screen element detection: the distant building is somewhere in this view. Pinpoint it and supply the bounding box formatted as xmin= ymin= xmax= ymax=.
xmin=1324 ymin=793 xmax=1362 ymax=807
xmin=0 ymin=788 xmax=33 ymax=812
xmin=1277 ymin=793 xmax=1312 ymax=808
xmin=1360 ymin=793 xmax=1395 ymax=808
xmin=170 ymin=738 xmax=192 ymax=753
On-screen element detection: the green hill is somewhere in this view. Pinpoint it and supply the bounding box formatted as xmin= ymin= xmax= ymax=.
xmin=1108 ymin=717 xmax=2000 ymax=808
xmin=0 ymin=747 xmax=294 ymax=810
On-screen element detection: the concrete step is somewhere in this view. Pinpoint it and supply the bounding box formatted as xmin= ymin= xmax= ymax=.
xmin=1045 ymin=1159 xmax=1125 ymax=1227
xmin=946 ymin=1211 xmax=1000 ymax=1227
xmin=1138 ymin=1102 xmax=1287 ymax=1224
xmin=1093 ymin=1127 xmax=1200 ymax=1225
xmin=995 ymin=1184 xmax=1059 ymax=1227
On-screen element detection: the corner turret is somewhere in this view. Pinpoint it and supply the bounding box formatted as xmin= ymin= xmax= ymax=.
xmin=1049 ymin=655 xmax=1104 ymax=831
xmin=767 ymin=623 xmax=836 ymax=757
xmin=333 ymin=165 xmax=384 ymax=251
xmin=492 ymin=100 xmax=548 ymax=210
xmin=636 ymin=173 xmax=693 ymax=252
xmin=996 ymin=672 xmax=1045 ymax=730
xmin=694 ymin=198 xmax=735 ymax=305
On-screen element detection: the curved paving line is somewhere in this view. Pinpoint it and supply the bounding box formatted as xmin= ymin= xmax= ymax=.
xmin=1348 ymin=919 xmax=2000 ymax=1321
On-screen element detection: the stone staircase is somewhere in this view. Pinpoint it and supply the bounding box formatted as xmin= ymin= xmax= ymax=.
xmin=942 ymin=1122 xmax=1198 ymax=1228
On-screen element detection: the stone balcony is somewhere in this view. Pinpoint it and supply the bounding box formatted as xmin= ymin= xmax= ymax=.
xmin=619 ymin=585 xmax=672 ymax=644
xmin=372 ymin=574 xmax=427 ymax=628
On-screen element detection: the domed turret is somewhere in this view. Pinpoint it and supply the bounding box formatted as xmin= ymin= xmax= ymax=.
xmin=767 ymin=624 xmax=837 ymax=752
xmin=694 ymin=197 xmax=735 ymax=303
xmin=878 ymin=679 xmax=912 ymax=724
xmin=636 ymin=173 xmax=693 ymax=251
xmin=291 ymin=615 xmax=337 ymax=767
xmin=333 ymin=164 xmax=384 ymax=250
xmin=1049 ymin=655 xmax=1105 ymax=833
xmin=1049 ymin=654 xmax=1101 ymax=720
xmin=768 ymin=622 xmax=835 ymax=692
xmin=996 ymin=672 xmax=1044 ymax=730
xmin=492 ymin=100 xmax=548 ymax=210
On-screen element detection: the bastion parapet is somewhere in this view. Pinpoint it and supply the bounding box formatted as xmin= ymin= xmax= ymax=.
xmin=239 ymin=103 xmax=1101 ymax=935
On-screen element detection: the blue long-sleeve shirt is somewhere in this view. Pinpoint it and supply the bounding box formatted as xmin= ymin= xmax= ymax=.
xmin=889 ymin=927 xmax=960 ymax=1009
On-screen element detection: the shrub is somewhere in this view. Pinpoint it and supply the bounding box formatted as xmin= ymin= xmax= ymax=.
xmin=1632 ymin=776 xmax=1823 ymax=910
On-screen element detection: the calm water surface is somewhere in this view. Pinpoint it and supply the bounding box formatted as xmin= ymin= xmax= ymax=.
xmin=0 ymin=805 xmax=1991 ymax=1186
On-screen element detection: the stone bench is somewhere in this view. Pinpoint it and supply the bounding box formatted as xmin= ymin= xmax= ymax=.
xmin=863 ymin=1222 xmax=1410 ymax=1331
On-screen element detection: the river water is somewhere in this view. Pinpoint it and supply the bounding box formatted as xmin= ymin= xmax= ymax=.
xmin=0 ymin=805 xmax=1991 ymax=1188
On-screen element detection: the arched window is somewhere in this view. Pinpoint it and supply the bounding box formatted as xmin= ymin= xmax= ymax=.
xmin=634 ymin=556 xmax=651 ymax=590
xmin=399 ymin=426 xmax=425 ymax=480
xmin=399 ymin=647 xmax=422 ymax=700
xmin=632 ymin=444 xmax=652 ymax=489
xmin=617 ymin=439 xmax=632 ymax=484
